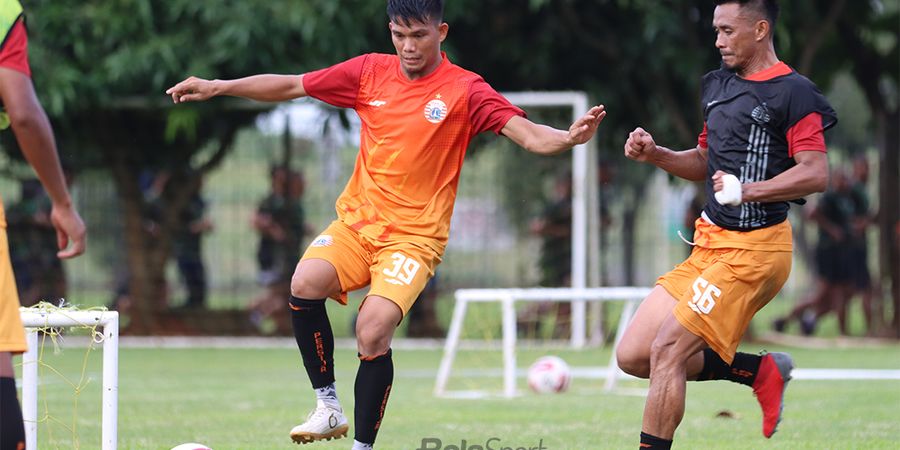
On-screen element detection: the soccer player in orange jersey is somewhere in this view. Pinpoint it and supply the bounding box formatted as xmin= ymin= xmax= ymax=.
xmin=0 ymin=2 xmax=88 ymax=449
xmin=618 ymin=1 xmax=835 ymax=448
xmin=166 ymin=1 xmax=605 ymax=448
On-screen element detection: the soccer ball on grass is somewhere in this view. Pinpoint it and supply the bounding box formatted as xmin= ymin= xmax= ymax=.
xmin=170 ymin=444 xmax=212 ymax=450
xmin=527 ymin=355 xmax=571 ymax=394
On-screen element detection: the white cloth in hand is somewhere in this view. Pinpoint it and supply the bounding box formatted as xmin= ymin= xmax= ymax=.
xmin=714 ymin=174 xmax=743 ymax=206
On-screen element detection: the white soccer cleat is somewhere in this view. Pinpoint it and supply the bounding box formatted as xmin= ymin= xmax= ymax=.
xmin=289 ymin=400 xmax=349 ymax=445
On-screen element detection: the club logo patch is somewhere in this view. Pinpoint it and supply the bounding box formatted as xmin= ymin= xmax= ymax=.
xmin=423 ymin=99 xmax=448 ymax=123
xmin=751 ymin=103 xmax=771 ymax=124
xmin=310 ymin=235 xmax=334 ymax=248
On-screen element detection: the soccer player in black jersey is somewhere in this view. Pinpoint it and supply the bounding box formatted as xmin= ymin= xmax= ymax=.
xmin=618 ymin=1 xmax=837 ymax=448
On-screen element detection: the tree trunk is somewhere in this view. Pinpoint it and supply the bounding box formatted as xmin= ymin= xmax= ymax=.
xmin=108 ymin=158 xmax=163 ymax=334
xmin=105 ymin=129 xmax=236 ymax=334
xmin=879 ymin=110 xmax=900 ymax=336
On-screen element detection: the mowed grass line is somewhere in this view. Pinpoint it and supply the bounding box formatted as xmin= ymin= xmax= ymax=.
xmin=17 ymin=345 xmax=900 ymax=450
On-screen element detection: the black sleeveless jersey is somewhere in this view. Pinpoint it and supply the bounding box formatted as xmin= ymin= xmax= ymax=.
xmin=700 ymin=68 xmax=837 ymax=231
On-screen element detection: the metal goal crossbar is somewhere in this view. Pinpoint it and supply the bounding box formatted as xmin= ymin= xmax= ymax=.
xmin=435 ymin=287 xmax=651 ymax=398
xmin=19 ymin=308 xmax=119 ymax=450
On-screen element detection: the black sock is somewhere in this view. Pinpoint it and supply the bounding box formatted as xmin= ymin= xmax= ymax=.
xmin=354 ymin=349 xmax=393 ymax=445
xmin=696 ymin=349 xmax=761 ymax=386
xmin=290 ymin=296 xmax=335 ymax=388
xmin=640 ymin=431 xmax=672 ymax=449
xmin=1 ymin=377 xmax=26 ymax=450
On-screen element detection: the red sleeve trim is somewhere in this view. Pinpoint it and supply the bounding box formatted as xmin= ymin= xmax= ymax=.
xmin=787 ymin=112 xmax=826 ymax=157
xmin=301 ymin=54 xmax=367 ymax=109
xmin=467 ymin=78 xmax=526 ymax=136
xmin=697 ymin=122 xmax=708 ymax=149
xmin=0 ymin=19 xmax=31 ymax=78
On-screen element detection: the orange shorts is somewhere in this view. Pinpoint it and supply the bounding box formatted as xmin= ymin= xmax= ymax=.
xmin=658 ymin=245 xmax=791 ymax=364
xmin=300 ymin=220 xmax=441 ymax=318
xmin=0 ymin=206 xmax=27 ymax=353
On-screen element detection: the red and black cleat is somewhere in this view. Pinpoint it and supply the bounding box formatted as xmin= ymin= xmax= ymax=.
xmin=752 ymin=352 xmax=794 ymax=438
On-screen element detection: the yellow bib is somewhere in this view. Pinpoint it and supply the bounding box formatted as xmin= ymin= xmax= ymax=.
xmin=0 ymin=0 xmax=23 ymax=130
xmin=0 ymin=0 xmax=22 ymax=38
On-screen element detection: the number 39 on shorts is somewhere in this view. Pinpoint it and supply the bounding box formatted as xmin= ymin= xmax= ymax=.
xmin=690 ymin=276 xmax=721 ymax=314
xmin=383 ymin=252 xmax=421 ymax=286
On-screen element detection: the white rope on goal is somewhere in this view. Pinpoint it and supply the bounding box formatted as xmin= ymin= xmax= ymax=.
xmin=19 ymin=305 xmax=120 ymax=450
xmin=435 ymin=287 xmax=652 ymax=399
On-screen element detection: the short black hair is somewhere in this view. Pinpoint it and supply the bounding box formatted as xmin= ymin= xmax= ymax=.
xmin=714 ymin=0 xmax=779 ymax=25
xmin=387 ymin=0 xmax=444 ymax=26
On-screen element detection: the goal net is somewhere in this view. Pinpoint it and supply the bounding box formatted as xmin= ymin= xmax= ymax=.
xmin=18 ymin=303 xmax=119 ymax=450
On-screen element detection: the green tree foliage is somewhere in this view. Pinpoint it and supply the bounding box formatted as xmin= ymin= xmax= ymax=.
xmin=446 ymin=0 xmax=897 ymax=311
xmin=11 ymin=0 xmax=390 ymax=331
xmin=444 ymin=0 xmax=720 ymax=282
xmin=7 ymin=0 xmax=895 ymax=331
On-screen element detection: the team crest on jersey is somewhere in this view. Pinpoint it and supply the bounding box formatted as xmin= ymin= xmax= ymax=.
xmin=751 ymin=103 xmax=771 ymax=124
xmin=310 ymin=235 xmax=334 ymax=248
xmin=423 ymin=98 xmax=448 ymax=123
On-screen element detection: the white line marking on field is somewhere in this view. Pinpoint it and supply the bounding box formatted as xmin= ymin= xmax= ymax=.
xmin=403 ymin=366 xmax=900 ymax=381
xmin=49 ymin=337 xmax=900 ymax=381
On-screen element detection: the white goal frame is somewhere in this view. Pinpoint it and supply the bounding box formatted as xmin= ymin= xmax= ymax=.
xmin=501 ymin=91 xmax=602 ymax=348
xmin=434 ymin=287 xmax=651 ymax=398
xmin=19 ymin=308 xmax=119 ymax=450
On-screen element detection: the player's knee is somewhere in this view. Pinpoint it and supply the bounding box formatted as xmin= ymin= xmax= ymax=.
xmin=356 ymin=330 xmax=391 ymax=357
xmin=290 ymin=259 xmax=341 ymax=299
xmin=355 ymin=319 xmax=393 ymax=356
xmin=616 ymin=346 xmax=649 ymax=379
xmin=290 ymin=273 xmax=328 ymax=299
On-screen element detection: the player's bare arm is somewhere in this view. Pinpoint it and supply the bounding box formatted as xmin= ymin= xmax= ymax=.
xmin=0 ymin=67 xmax=86 ymax=258
xmin=624 ymin=127 xmax=708 ymax=181
xmin=732 ymin=150 xmax=828 ymax=203
xmin=501 ymin=105 xmax=606 ymax=155
xmin=166 ymin=74 xmax=307 ymax=104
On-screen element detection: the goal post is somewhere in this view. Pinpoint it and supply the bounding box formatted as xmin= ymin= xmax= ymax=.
xmin=500 ymin=91 xmax=601 ymax=348
xmin=434 ymin=287 xmax=651 ymax=399
xmin=19 ymin=308 xmax=120 ymax=450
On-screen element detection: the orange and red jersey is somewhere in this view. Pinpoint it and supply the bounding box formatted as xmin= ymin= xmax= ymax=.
xmin=303 ymin=52 xmax=524 ymax=252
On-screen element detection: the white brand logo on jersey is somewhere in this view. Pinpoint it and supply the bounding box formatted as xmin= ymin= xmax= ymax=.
xmin=368 ymin=100 xmax=387 ymax=107
xmin=310 ymin=235 xmax=334 ymax=248
xmin=423 ymin=98 xmax=448 ymax=123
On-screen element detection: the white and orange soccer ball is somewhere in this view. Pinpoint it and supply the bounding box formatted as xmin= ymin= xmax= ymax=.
xmin=527 ymin=355 xmax=571 ymax=394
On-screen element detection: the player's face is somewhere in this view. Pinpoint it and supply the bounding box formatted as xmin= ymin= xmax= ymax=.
xmin=389 ymin=19 xmax=448 ymax=80
xmin=713 ymin=4 xmax=764 ymax=73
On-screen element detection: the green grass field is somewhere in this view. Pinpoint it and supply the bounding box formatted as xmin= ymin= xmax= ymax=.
xmin=16 ymin=338 xmax=900 ymax=450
